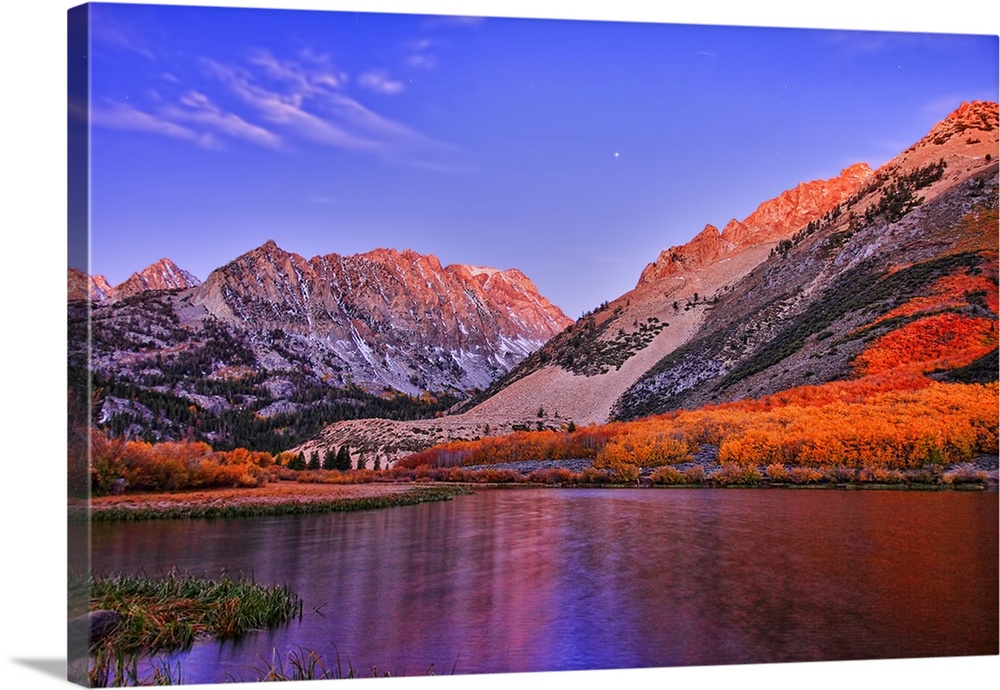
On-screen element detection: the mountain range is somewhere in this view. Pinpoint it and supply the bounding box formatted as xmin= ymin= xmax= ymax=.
xmin=69 ymin=101 xmax=998 ymax=466
xmin=68 ymin=242 xmax=571 ymax=450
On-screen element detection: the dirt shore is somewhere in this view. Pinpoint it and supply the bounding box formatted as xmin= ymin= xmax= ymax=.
xmin=87 ymin=480 xmax=416 ymax=509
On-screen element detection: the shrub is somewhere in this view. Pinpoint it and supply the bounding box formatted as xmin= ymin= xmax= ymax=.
xmin=858 ymin=466 xmax=906 ymax=484
xmin=526 ymin=467 xmax=576 ymax=485
xmin=468 ymin=468 xmax=521 ymax=484
xmin=650 ymin=465 xmax=686 ymax=485
xmin=683 ymin=465 xmax=706 ymax=484
xmin=606 ymin=462 xmax=640 ymax=483
xmin=765 ymin=463 xmax=789 ymax=481
xmin=906 ymin=467 xmax=943 ymax=484
xmin=821 ymin=466 xmax=857 ymax=484
xmin=578 ymin=467 xmax=612 ymax=484
xmin=710 ymin=464 xmax=762 ymax=486
xmin=941 ymin=467 xmax=988 ymax=485
xmin=786 ymin=466 xmax=825 ymax=484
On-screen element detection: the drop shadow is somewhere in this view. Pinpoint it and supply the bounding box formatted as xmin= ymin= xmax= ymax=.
xmin=10 ymin=658 xmax=66 ymax=681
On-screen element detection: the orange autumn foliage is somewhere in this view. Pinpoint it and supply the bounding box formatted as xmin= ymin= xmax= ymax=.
xmin=400 ymin=381 xmax=997 ymax=473
xmin=397 ymin=426 xmax=620 ymax=469
xmin=594 ymin=423 xmax=694 ymax=468
xmin=853 ymin=313 xmax=998 ymax=376
xmin=90 ymin=433 xmax=273 ymax=494
xmin=873 ymin=271 xmax=999 ymax=325
xmin=715 ymin=383 xmax=996 ymax=468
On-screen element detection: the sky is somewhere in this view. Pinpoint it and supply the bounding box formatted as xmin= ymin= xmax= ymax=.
xmin=73 ymin=3 xmax=998 ymax=319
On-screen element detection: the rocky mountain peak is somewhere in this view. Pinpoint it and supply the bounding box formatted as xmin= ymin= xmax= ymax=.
xmin=637 ymin=163 xmax=873 ymax=286
xmin=67 ymin=267 xmax=90 ymax=301
xmin=188 ymin=240 xmax=572 ymax=395
xmin=66 ymin=259 xmax=200 ymax=302
xmin=921 ymin=100 xmax=998 ymax=146
xmin=882 ymin=101 xmax=997 ymax=190
xmin=90 ymin=274 xmax=113 ymax=301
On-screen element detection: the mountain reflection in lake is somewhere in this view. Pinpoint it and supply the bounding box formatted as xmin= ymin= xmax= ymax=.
xmin=89 ymin=488 xmax=998 ymax=683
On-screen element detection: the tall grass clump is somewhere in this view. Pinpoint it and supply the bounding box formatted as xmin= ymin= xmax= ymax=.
xmin=89 ymin=571 xmax=303 ymax=654
xmin=85 ymin=571 xmax=302 ymax=686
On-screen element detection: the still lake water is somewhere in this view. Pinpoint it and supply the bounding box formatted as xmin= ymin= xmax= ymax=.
xmin=88 ymin=488 xmax=998 ymax=683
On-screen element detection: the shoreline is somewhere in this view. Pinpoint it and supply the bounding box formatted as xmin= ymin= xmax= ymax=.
xmin=71 ymin=482 xmax=470 ymax=521
xmin=70 ymin=455 xmax=998 ymax=522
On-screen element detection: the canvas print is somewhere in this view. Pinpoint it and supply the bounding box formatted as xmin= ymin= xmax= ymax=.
xmin=67 ymin=2 xmax=999 ymax=686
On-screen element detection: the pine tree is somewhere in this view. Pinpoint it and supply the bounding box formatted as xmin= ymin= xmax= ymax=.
xmin=373 ymin=457 xmax=381 ymax=471
xmin=308 ymin=451 xmax=320 ymax=470
xmin=323 ymin=448 xmax=338 ymax=470
xmin=289 ymin=452 xmax=306 ymax=471
xmin=336 ymin=445 xmax=351 ymax=471
xmin=356 ymin=453 xmax=365 ymax=471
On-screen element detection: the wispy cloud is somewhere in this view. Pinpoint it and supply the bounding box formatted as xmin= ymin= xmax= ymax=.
xmin=247 ymin=50 xmax=349 ymax=94
xmin=404 ymin=39 xmax=441 ymax=70
xmin=406 ymin=54 xmax=438 ymax=69
xmin=170 ymin=91 xmax=283 ymax=149
xmin=89 ymin=6 xmax=158 ymax=61
xmin=89 ymin=90 xmax=283 ymax=151
xmin=305 ymin=193 xmax=336 ymax=205
xmin=90 ymin=101 xmax=218 ymax=149
xmin=202 ymin=52 xmax=455 ymax=163
xmin=821 ymin=29 xmax=975 ymax=58
xmin=202 ymin=58 xmax=385 ymax=152
xmin=90 ymin=43 xmax=457 ymax=167
xmin=358 ymin=70 xmax=405 ymax=95
xmin=422 ymin=15 xmax=486 ymax=29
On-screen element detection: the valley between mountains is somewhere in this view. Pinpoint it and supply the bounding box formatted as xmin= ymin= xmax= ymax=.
xmin=69 ymin=101 xmax=999 ymax=488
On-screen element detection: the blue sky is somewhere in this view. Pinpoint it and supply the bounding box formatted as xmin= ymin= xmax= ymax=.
xmin=76 ymin=2 xmax=998 ymax=318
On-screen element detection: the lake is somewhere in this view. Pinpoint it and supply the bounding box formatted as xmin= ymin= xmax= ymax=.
xmin=87 ymin=488 xmax=998 ymax=683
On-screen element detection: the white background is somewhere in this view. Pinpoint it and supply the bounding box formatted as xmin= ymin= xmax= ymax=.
xmin=1 ymin=2 xmax=997 ymax=689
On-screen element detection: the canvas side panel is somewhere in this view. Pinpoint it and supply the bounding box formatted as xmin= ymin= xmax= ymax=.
xmin=67 ymin=3 xmax=92 ymax=685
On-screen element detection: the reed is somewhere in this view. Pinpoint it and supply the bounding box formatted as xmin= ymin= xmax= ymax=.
xmin=245 ymin=646 xmax=450 ymax=682
xmin=87 ymin=648 xmax=180 ymax=687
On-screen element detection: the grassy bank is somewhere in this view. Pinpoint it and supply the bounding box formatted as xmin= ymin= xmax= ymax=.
xmin=72 ymin=483 xmax=471 ymax=521
xmin=83 ymin=571 xmax=302 ymax=686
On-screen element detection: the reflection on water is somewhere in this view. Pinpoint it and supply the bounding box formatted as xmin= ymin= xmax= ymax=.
xmin=88 ymin=488 xmax=998 ymax=683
